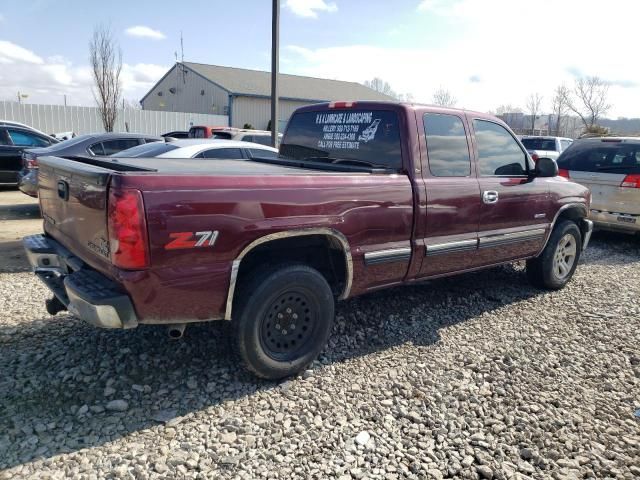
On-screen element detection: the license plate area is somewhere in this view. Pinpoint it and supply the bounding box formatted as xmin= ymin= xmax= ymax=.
xmin=617 ymin=215 xmax=637 ymax=224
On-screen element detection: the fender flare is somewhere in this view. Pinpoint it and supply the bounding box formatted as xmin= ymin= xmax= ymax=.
xmin=537 ymin=203 xmax=588 ymax=255
xmin=224 ymin=228 xmax=353 ymax=320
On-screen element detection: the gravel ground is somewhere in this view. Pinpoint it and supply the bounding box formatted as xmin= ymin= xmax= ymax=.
xmin=1 ymin=232 xmax=639 ymax=479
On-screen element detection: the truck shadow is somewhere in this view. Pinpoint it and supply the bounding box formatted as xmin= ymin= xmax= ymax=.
xmin=584 ymin=231 xmax=640 ymax=265
xmin=0 ymin=264 xmax=543 ymax=470
xmin=0 ymin=202 xmax=41 ymax=222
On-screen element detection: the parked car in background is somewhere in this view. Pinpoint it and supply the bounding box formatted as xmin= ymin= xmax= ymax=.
xmin=521 ymin=136 xmax=573 ymax=163
xmin=188 ymin=126 xmax=281 ymax=146
xmin=17 ymin=133 xmax=162 ymax=196
xmin=51 ymin=131 xmax=76 ymax=141
xmin=24 ymin=101 xmax=592 ymax=380
xmin=0 ymin=120 xmax=54 ymax=139
xmin=557 ymin=137 xmax=640 ymax=234
xmin=115 ymin=139 xmax=279 ymax=159
xmin=0 ymin=123 xmax=58 ymax=186
xmin=161 ymin=130 xmax=189 ymax=139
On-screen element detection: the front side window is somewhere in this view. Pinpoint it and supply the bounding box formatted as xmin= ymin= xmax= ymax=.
xmin=474 ymin=120 xmax=528 ymax=176
xmin=280 ymin=109 xmax=403 ymax=170
xmin=199 ymin=148 xmax=244 ymax=159
xmin=423 ymin=113 xmax=471 ymax=177
xmin=7 ymin=129 xmax=50 ymax=147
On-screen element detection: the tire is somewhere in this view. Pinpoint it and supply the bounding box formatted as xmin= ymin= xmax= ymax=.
xmin=233 ymin=264 xmax=335 ymax=379
xmin=527 ymin=219 xmax=582 ymax=290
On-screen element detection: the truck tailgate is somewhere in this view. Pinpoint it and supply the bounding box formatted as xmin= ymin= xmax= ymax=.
xmin=38 ymin=156 xmax=115 ymax=268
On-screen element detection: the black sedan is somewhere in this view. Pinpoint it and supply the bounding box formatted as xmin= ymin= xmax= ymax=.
xmin=18 ymin=132 xmax=163 ymax=197
xmin=0 ymin=124 xmax=58 ymax=186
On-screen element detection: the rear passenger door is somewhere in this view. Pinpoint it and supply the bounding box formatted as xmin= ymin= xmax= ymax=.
xmin=471 ymin=118 xmax=550 ymax=265
xmin=419 ymin=112 xmax=481 ymax=277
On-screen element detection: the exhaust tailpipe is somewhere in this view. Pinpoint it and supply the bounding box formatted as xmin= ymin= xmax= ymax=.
xmin=167 ymin=323 xmax=186 ymax=339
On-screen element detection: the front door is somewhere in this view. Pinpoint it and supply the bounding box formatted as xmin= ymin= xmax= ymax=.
xmin=470 ymin=118 xmax=550 ymax=266
xmin=419 ymin=111 xmax=481 ymax=277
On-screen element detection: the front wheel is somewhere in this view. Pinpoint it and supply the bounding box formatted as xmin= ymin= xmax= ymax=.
xmin=527 ymin=219 xmax=582 ymax=290
xmin=233 ymin=264 xmax=335 ymax=379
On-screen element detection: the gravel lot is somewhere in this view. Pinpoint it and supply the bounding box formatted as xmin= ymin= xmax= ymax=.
xmin=0 ymin=188 xmax=639 ymax=479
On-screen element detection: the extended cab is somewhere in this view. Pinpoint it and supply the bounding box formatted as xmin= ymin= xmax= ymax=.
xmin=24 ymin=102 xmax=592 ymax=379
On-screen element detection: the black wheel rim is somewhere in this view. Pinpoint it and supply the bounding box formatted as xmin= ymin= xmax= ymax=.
xmin=259 ymin=290 xmax=317 ymax=362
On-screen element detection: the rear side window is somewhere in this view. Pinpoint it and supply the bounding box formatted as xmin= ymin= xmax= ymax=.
xmin=247 ymin=148 xmax=278 ymax=159
xmin=7 ymin=129 xmax=50 ymax=147
xmin=474 ymin=120 xmax=528 ymax=176
xmin=521 ymin=138 xmax=558 ymax=151
xmin=280 ymin=109 xmax=402 ymax=170
xmin=198 ymin=148 xmax=244 ymax=159
xmin=212 ymin=132 xmax=232 ymax=139
xmin=423 ymin=113 xmax=471 ymax=177
xmin=115 ymin=142 xmax=179 ymax=158
xmin=557 ymin=142 xmax=640 ymax=174
xmin=99 ymin=139 xmax=142 ymax=156
xmin=242 ymin=135 xmax=271 ymax=146
xmin=560 ymin=139 xmax=572 ymax=151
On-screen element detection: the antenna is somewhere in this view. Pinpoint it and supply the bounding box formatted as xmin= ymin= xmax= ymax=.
xmin=180 ymin=31 xmax=184 ymax=63
xmin=180 ymin=31 xmax=186 ymax=84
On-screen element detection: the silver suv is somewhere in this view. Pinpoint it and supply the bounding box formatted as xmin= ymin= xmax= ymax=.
xmin=557 ymin=137 xmax=640 ymax=233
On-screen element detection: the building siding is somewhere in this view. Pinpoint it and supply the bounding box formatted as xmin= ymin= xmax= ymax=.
xmin=231 ymin=97 xmax=311 ymax=129
xmin=142 ymin=65 xmax=230 ymax=116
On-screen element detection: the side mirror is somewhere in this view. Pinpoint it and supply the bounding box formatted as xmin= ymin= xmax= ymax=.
xmin=535 ymin=157 xmax=559 ymax=177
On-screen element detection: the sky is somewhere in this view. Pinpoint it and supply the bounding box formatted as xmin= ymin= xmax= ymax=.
xmin=0 ymin=0 xmax=638 ymax=118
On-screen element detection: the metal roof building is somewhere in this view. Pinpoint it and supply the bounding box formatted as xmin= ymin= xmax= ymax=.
xmin=140 ymin=62 xmax=395 ymax=129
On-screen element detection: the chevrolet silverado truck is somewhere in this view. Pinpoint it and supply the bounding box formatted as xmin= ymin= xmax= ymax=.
xmin=24 ymin=101 xmax=593 ymax=379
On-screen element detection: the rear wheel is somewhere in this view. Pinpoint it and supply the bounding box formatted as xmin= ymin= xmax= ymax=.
xmin=233 ymin=264 xmax=334 ymax=379
xmin=527 ymin=219 xmax=582 ymax=290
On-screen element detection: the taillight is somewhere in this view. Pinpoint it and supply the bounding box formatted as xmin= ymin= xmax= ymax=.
xmin=23 ymin=152 xmax=38 ymax=169
xmin=558 ymin=168 xmax=570 ymax=179
xmin=328 ymin=101 xmax=355 ymax=108
xmin=107 ymin=188 xmax=149 ymax=269
xmin=620 ymin=174 xmax=640 ymax=188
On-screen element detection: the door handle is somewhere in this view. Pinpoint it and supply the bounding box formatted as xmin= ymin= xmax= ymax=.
xmin=482 ymin=190 xmax=499 ymax=204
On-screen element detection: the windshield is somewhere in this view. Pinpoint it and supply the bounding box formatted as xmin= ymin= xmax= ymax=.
xmin=557 ymin=141 xmax=640 ymax=174
xmin=280 ymin=109 xmax=403 ymax=170
xmin=113 ymin=142 xmax=179 ymax=158
xmin=521 ymin=138 xmax=557 ymax=151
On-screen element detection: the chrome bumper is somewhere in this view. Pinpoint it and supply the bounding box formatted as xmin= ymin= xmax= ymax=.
xmin=23 ymin=234 xmax=138 ymax=329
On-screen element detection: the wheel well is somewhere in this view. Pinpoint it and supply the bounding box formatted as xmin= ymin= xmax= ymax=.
xmin=556 ymin=206 xmax=588 ymax=238
xmin=233 ymin=234 xmax=349 ymax=305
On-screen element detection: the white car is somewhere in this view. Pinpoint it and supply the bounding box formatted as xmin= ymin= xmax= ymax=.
xmin=114 ymin=139 xmax=279 ymax=160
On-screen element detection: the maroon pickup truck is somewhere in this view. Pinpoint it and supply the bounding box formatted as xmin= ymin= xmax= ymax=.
xmin=24 ymin=101 xmax=592 ymax=379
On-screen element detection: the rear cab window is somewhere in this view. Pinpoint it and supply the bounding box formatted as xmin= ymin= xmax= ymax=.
xmin=521 ymin=138 xmax=558 ymax=151
xmin=280 ymin=109 xmax=403 ymax=171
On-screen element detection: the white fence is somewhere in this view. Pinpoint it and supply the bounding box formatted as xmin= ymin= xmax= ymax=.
xmin=0 ymin=101 xmax=228 ymax=136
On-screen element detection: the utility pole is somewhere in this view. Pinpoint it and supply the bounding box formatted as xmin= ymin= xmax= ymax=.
xmin=270 ymin=0 xmax=279 ymax=147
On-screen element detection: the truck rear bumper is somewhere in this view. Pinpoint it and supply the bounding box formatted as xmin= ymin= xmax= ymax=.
xmin=23 ymin=234 xmax=138 ymax=329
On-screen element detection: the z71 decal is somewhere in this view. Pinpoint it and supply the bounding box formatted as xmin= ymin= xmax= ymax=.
xmin=165 ymin=230 xmax=219 ymax=250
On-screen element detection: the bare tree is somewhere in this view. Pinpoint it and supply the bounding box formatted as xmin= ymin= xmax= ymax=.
xmin=364 ymin=77 xmax=395 ymax=97
xmin=432 ymin=87 xmax=456 ymax=107
xmin=90 ymin=25 xmax=122 ymax=132
xmin=525 ymin=93 xmax=543 ymax=133
xmin=550 ymin=85 xmax=570 ymax=136
xmin=493 ymin=104 xmax=522 ymax=115
xmin=363 ymin=77 xmax=413 ymax=101
xmin=567 ymin=76 xmax=611 ymax=131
